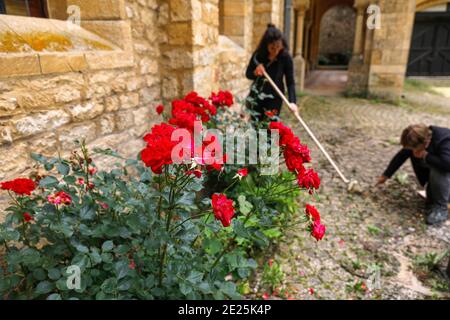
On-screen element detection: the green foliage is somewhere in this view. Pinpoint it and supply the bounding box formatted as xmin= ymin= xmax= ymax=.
xmin=1 ymin=143 xmax=253 ymax=300
xmin=0 ymin=94 xmax=319 ymax=300
xmin=414 ymin=250 xmax=450 ymax=271
xmin=261 ymin=260 xmax=285 ymax=293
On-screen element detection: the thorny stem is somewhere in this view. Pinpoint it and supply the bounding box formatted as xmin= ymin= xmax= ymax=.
xmin=170 ymin=211 xmax=210 ymax=233
xmin=159 ymin=166 xmax=182 ymax=287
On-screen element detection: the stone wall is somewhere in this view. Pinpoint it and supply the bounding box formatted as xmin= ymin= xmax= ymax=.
xmin=253 ymin=0 xmax=285 ymax=50
xmin=0 ymin=0 xmax=162 ymax=217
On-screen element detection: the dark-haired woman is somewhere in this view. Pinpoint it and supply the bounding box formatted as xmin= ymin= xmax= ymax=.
xmin=246 ymin=24 xmax=298 ymax=121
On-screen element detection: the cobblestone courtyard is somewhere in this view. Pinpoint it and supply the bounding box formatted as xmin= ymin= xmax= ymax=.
xmin=276 ymin=81 xmax=450 ymax=299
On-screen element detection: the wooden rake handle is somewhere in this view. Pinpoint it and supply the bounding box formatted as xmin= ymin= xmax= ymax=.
xmin=262 ymin=70 xmax=350 ymax=184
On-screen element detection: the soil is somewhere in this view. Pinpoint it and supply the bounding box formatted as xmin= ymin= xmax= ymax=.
xmin=271 ymin=88 xmax=450 ymax=300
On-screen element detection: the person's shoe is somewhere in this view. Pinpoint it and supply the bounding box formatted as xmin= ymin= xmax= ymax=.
xmin=426 ymin=206 xmax=449 ymax=225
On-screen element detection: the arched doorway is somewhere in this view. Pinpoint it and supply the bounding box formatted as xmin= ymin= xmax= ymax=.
xmin=304 ymin=0 xmax=356 ymax=95
xmin=318 ymin=4 xmax=356 ymax=68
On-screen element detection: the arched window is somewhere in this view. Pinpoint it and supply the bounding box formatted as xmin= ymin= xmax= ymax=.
xmin=0 ymin=0 xmax=48 ymax=18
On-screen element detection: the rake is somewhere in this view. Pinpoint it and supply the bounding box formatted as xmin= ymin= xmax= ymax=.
xmin=263 ymin=69 xmax=357 ymax=188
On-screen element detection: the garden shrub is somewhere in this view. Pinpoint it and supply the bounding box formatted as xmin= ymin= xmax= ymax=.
xmin=0 ymin=90 xmax=325 ymax=300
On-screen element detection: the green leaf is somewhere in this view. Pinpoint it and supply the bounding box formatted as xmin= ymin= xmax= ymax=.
xmin=118 ymin=280 xmax=132 ymax=291
xmin=21 ymin=248 xmax=41 ymax=266
xmin=47 ymin=293 xmax=62 ymax=300
xmin=50 ymin=223 xmax=74 ymax=237
xmin=263 ymin=227 xmax=282 ymax=239
xmin=140 ymin=170 xmax=152 ymax=182
xmin=48 ymin=268 xmax=61 ymax=281
xmin=80 ymin=204 xmax=96 ymax=221
xmin=204 ymin=238 xmax=222 ymax=255
xmin=31 ymin=153 xmax=47 ymax=164
xmin=89 ymin=251 xmax=102 ymax=265
xmin=102 ymin=240 xmax=114 ymax=252
xmin=115 ymin=260 xmax=130 ymax=280
xmin=187 ymin=271 xmax=203 ymax=284
xmin=220 ymin=282 xmax=240 ymax=299
xmin=75 ymin=243 xmax=89 ymax=254
xmin=179 ymin=282 xmax=193 ymax=296
xmin=101 ymin=278 xmax=117 ymax=294
xmin=39 ymin=176 xmax=59 ymax=188
xmin=233 ymin=220 xmax=251 ymax=239
xmin=35 ymin=281 xmax=54 ymax=295
xmin=57 ymin=163 xmax=70 ymax=175
xmin=0 ymin=229 xmax=20 ymax=241
xmin=197 ymin=282 xmax=212 ymax=294
xmin=114 ymin=245 xmax=130 ymax=255
xmin=33 ymin=268 xmax=47 ymax=281
xmin=101 ymin=253 xmax=113 ymax=263
xmin=56 ymin=278 xmax=70 ymax=291
xmin=63 ymin=176 xmax=76 ymax=184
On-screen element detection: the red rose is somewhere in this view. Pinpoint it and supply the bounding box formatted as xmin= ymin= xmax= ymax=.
xmin=141 ymin=123 xmax=177 ymax=174
xmin=169 ymin=92 xmax=216 ymax=131
xmin=269 ymin=122 xmax=295 ymax=146
xmin=237 ymin=168 xmax=248 ymax=177
xmin=269 ymin=122 xmax=312 ymax=174
xmin=48 ymin=191 xmax=72 ymax=206
xmin=129 ymin=259 xmax=136 ymax=270
xmin=211 ymin=194 xmax=235 ymax=227
xmin=0 ymin=178 xmax=36 ymax=196
xmin=89 ymin=167 xmax=97 ymax=175
xmin=305 ymin=204 xmax=321 ymax=223
xmin=77 ymin=178 xmax=85 ymax=185
xmin=265 ymin=111 xmax=276 ymax=118
xmin=156 ymin=104 xmax=164 ymax=115
xmin=186 ymin=169 xmax=202 ymax=178
xmin=297 ymin=168 xmax=320 ymax=191
xmin=23 ymin=212 xmax=33 ymax=222
xmin=311 ymin=221 xmax=326 ymax=241
xmin=209 ymin=90 xmax=234 ymax=108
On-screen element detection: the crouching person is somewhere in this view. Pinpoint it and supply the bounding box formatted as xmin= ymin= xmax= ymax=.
xmin=377 ymin=124 xmax=450 ymax=225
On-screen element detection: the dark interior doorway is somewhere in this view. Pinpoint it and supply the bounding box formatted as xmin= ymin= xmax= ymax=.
xmin=407 ymin=6 xmax=450 ymax=77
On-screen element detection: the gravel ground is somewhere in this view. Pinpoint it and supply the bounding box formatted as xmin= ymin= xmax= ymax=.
xmin=271 ymin=90 xmax=450 ymax=300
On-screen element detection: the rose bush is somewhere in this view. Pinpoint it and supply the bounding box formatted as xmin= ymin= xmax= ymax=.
xmin=0 ymin=90 xmax=325 ymax=300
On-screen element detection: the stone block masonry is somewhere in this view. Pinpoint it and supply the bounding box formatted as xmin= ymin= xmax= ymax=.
xmin=0 ymin=0 xmax=164 ymax=217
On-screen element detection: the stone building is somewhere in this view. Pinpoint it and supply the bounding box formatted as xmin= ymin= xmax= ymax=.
xmin=0 ymin=0 xmax=449 ymax=215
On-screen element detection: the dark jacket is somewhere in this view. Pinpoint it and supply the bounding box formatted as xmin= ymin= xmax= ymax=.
xmin=383 ymin=126 xmax=450 ymax=177
xmin=245 ymin=51 xmax=296 ymax=107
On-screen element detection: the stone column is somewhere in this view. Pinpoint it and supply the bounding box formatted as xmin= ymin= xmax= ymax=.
xmin=346 ymin=0 xmax=369 ymax=96
xmin=352 ymin=3 xmax=366 ymax=58
xmin=367 ymin=0 xmax=416 ymax=101
xmin=293 ymin=0 xmax=309 ymax=93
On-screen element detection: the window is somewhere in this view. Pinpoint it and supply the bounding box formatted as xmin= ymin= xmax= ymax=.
xmin=0 ymin=0 xmax=48 ymax=18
